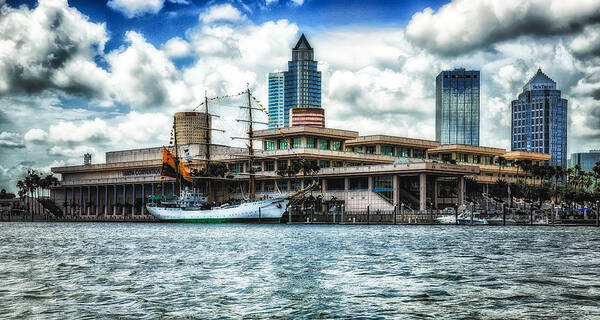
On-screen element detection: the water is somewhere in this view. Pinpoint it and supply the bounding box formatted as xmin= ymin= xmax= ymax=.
xmin=1 ymin=223 xmax=599 ymax=319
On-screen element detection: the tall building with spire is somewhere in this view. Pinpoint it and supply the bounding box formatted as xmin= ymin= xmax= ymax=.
xmin=267 ymin=34 xmax=321 ymax=128
xmin=511 ymin=68 xmax=568 ymax=167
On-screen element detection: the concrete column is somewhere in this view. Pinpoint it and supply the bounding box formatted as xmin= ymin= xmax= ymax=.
xmin=104 ymin=186 xmax=108 ymax=215
xmin=458 ymin=176 xmax=465 ymax=206
xmin=87 ymin=186 xmax=91 ymax=215
xmin=322 ymin=179 xmax=327 ymax=193
xmin=64 ymin=188 xmax=67 ymax=216
xmin=95 ymin=186 xmax=99 ymax=215
xmin=300 ymin=179 xmax=305 ymax=189
xmin=161 ymin=182 xmax=164 ymax=196
xmin=287 ymin=180 xmax=291 ymax=191
xmin=393 ymin=175 xmax=399 ymax=206
xmin=132 ymin=184 xmax=136 ymax=215
xmin=79 ymin=186 xmax=83 ymax=216
xmin=419 ymin=173 xmax=427 ymax=212
xmin=122 ymin=184 xmax=126 ymax=216
xmin=433 ymin=178 xmax=439 ymax=209
xmin=274 ymin=160 xmax=278 ymax=171
xmin=142 ymin=184 xmax=145 ymax=215
xmin=171 ymin=182 xmax=175 ymax=196
xmin=344 ymin=177 xmax=349 ymax=192
xmin=113 ymin=185 xmax=117 ymax=215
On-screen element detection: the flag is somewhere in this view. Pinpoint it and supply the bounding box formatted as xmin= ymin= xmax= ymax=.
xmin=161 ymin=147 xmax=193 ymax=184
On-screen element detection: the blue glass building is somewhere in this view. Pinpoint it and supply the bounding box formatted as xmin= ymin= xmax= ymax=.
xmin=282 ymin=34 xmax=321 ymax=127
xmin=569 ymin=150 xmax=600 ymax=172
xmin=511 ymin=68 xmax=568 ymax=168
xmin=267 ymin=72 xmax=284 ymax=128
xmin=435 ymin=68 xmax=480 ymax=146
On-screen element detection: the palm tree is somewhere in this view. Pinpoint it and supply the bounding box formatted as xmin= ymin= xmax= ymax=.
xmin=520 ymin=159 xmax=533 ymax=184
xmin=593 ymin=161 xmax=600 ymax=193
xmin=514 ymin=159 xmax=523 ymax=181
xmin=496 ymin=156 xmax=506 ymax=180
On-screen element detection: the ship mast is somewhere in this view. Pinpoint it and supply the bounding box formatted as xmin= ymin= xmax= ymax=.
xmin=246 ymin=86 xmax=255 ymax=201
xmin=204 ymin=91 xmax=211 ymax=199
xmin=173 ymin=115 xmax=181 ymax=195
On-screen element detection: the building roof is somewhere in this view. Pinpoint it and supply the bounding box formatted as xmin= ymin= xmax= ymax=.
xmin=294 ymin=33 xmax=312 ymax=50
xmin=254 ymin=126 xmax=358 ymax=140
xmin=503 ymin=151 xmax=552 ymax=161
xmin=523 ymin=68 xmax=556 ymax=91
xmin=427 ymin=144 xmax=507 ymax=156
xmin=345 ymin=135 xmax=440 ymax=148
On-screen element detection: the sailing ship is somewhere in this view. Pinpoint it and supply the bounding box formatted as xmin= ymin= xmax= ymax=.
xmin=146 ymin=87 xmax=304 ymax=223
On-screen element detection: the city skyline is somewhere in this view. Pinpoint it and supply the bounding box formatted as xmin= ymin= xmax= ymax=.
xmin=2 ymin=0 xmax=600 ymax=192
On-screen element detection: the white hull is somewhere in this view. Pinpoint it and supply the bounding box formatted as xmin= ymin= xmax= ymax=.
xmin=146 ymin=198 xmax=287 ymax=223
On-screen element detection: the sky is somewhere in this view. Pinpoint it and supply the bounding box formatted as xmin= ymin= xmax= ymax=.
xmin=1 ymin=0 xmax=600 ymax=192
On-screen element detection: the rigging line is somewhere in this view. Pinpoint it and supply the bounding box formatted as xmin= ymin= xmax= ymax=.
xmin=248 ymin=95 xmax=301 ymax=161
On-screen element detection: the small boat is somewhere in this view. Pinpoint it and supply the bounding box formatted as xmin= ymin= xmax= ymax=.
xmin=487 ymin=216 xmax=517 ymax=226
xmin=437 ymin=211 xmax=488 ymax=225
xmin=457 ymin=211 xmax=488 ymax=225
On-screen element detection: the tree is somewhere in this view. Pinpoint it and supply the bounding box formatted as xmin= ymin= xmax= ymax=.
xmin=593 ymin=162 xmax=600 ymax=193
xmin=0 ymin=189 xmax=16 ymax=199
xmin=514 ymin=159 xmax=523 ymax=181
xmin=496 ymin=156 xmax=506 ymax=179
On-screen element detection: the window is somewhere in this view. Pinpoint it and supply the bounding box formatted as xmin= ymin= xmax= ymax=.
xmin=277 ymin=160 xmax=288 ymax=170
xmin=331 ymin=140 xmax=342 ymax=151
xmin=292 ymin=138 xmax=302 ymax=149
xmin=319 ymin=139 xmax=328 ymax=150
xmin=366 ymin=146 xmax=376 ymax=154
xmin=265 ymin=161 xmax=274 ymax=171
xmin=381 ymin=145 xmax=394 ymax=156
xmin=414 ymin=149 xmax=425 ymax=159
xmin=319 ymin=160 xmax=330 ymax=168
xmin=457 ymin=153 xmax=467 ymax=162
xmin=349 ymin=177 xmax=368 ymax=190
xmin=265 ymin=140 xmax=275 ymax=151
xmin=306 ymin=137 xmax=315 ymax=148
xmin=327 ymin=178 xmax=345 ymax=191
xmin=279 ymin=139 xmax=288 ymax=150
xmin=333 ymin=161 xmax=343 ymax=168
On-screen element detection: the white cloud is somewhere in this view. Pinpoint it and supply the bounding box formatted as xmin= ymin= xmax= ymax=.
xmin=107 ymin=0 xmax=164 ymax=18
xmin=24 ymin=128 xmax=49 ymax=143
xmin=199 ymin=4 xmax=246 ymax=24
xmin=163 ymin=37 xmax=192 ymax=58
xmin=0 ymin=131 xmax=24 ymax=148
xmin=290 ymin=0 xmax=304 ymax=7
xmin=0 ymin=0 xmax=111 ymax=101
xmin=406 ymin=0 xmax=600 ymax=56
xmin=106 ymin=31 xmax=193 ymax=110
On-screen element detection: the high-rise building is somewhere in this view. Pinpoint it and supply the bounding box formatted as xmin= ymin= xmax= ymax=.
xmin=435 ymin=68 xmax=480 ymax=146
xmin=174 ymin=112 xmax=211 ymax=145
xmin=511 ymin=68 xmax=568 ymax=168
xmin=569 ymin=150 xmax=600 ymax=172
xmin=283 ymin=34 xmax=321 ymax=127
xmin=267 ymin=72 xmax=284 ymax=128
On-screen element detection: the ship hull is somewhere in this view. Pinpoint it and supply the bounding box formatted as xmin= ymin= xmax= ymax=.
xmin=146 ymin=198 xmax=287 ymax=223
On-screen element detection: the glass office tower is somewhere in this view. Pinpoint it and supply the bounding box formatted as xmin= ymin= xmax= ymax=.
xmin=569 ymin=150 xmax=600 ymax=172
xmin=268 ymin=72 xmax=285 ymax=128
xmin=435 ymin=68 xmax=480 ymax=146
xmin=283 ymin=34 xmax=321 ymax=127
xmin=511 ymin=68 xmax=568 ymax=168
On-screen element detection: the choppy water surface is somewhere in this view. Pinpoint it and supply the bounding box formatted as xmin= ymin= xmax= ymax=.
xmin=1 ymin=223 xmax=599 ymax=319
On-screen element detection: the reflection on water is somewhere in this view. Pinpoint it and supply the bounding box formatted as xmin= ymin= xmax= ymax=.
xmin=1 ymin=223 xmax=599 ymax=318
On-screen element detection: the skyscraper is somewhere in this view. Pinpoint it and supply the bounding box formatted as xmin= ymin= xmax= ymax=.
xmin=435 ymin=68 xmax=480 ymax=146
xmin=511 ymin=68 xmax=567 ymax=168
xmin=267 ymin=72 xmax=284 ymax=128
xmin=283 ymin=34 xmax=321 ymax=127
